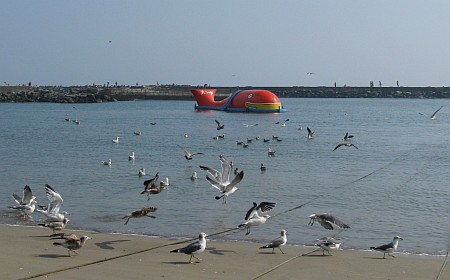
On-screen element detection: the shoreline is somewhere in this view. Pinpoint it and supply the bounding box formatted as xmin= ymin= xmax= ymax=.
xmin=2 ymin=224 xmax=448 ymax=280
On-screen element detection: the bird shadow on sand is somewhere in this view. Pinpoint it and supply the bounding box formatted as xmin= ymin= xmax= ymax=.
xmin=258 ymin=251 xmax=283 ymax=255
xmin=162 ymin=261 xmax=201 ymax=265
xmin=206 ymin=247 xmax=235 ymax=256
xmin=35 ymin=253 xmax=70 ymax=258
xmin=95 ymin=239 xmax=130 ymax=250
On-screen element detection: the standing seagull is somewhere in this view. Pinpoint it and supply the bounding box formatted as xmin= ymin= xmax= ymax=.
xmin=314 ymin=236 xmax=343 ymax=256
xmin=332 ymin=142 xmax=358 ymax=151
xmin=259 ymin=229 xmax=287 ymax=254
xmin=307 ymin=213 xmax=350 ymax=230
xmin=307 ymin=127 xmax=315 ymax=139
xmin=239 ymin=202 xmax=276 ymax=235
xmin=215 ymin=120 xmax=225 ymax=130
xmin=122 ymin=207 xmax=157 ymax=225
xmin=419 ymin=106 xmax=443 ymax=120
xmin=170 ymin=232 xmax=207 ymax=263
xmin=178 ymin=145 xmax=204 ymax=160
xmin=52 ymin=235 xmax=92 ymax=257
xmin=36 ymin=184 xmax=69 ymax=222
xmin=370 ymin=236 xmax=403 ymax=258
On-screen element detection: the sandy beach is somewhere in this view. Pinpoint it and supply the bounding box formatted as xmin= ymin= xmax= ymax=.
xmin=1 ymin=225 xmax=448 ymax=280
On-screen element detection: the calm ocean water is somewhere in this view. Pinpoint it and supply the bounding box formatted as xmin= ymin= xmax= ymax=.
xmin=1 ymin=98 xmax=449 ymax=255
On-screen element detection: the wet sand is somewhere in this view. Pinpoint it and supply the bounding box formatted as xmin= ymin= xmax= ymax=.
xmin=1 ymin=225 xmax=448 ymax=280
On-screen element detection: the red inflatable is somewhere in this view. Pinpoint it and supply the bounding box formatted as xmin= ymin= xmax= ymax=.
xmin=191 ymin=89 xmax=286 ymax=113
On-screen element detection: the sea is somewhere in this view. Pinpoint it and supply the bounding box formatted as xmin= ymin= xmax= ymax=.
xmin=1 ymin=98 xmax=449 ymax=256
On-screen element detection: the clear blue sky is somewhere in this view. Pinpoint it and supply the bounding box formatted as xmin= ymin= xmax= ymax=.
xmin=1 ymin=1 xmax=449 ymax=87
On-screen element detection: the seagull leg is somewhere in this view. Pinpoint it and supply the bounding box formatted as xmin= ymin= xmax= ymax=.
xmin=279 ymin=248 xmax=285 ymax=254
xmin=192 ymin=255 xmax=202 ymax=262
xmin=124 ymin=217 xmax=131 ymax=225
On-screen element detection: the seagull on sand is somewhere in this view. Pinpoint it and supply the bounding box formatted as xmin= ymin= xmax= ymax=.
xmin=36 ymin=184 xmax=70 ymax=222
xmin=259 ymin=229 xmax=287 ymax=254
xmin=307 ymin=213 xmax=350 ymax=230
xmin=178 ymin=145 xmax=204 ymax=160
xmin=112 ymin=136 xmax=120 ymax=144
xmin=170 ymin=232 xmax=207 ymax=263
xmin=332 ymin=143 xmax=358 ymax=151
xmin=52 ymin=235 xmax=92 ymax=257
xmin=419 ymin=106 xmax=443 ymax=120
xmin=239 ymin=202 xmax=276 ymax=235
xmin=314 ymin=236 xmax=343 ymax=256
xmin=123 ymin=207 xmax=157 ymax=225
xmin=38 ymin=218 xmax=70 ymax=234
xmin=215 ymin=120 xmax=225 ymax=130
xmin=10 ymin=185 xmax=38 ymax=217
xmin=200 ymin=155 xmax=244 ymax=203
xmin=307 ymin=127 xmax=315 ymax=139
xmin=129 ymin=152 xmax=135 ymax=161
xmin=370 ymin=236 xmax=403 ymax=258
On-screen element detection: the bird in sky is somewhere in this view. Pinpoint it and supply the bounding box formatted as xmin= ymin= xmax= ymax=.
xmin=307 ymin=213 xmax=350 ymax=230
xmin=178 ymin=145 xmax=204 ymax=160
xmin=307 ymin=127 xmax=315 ymax=139
xmin=275 ymin=119 xmax=289 ymax=126
xmin=259 ymin=229 xmax=287 ymax=254
xmin=332 ymin=143 xmax=358 ymax=151
xmin=239 ymin=202 xmax=276 ymax=235
xmin=419 ymin=105 xmax=443 ymax=120
xmin=140 ymin=172 xmax=160 ymax=200
xmin=170 ymin=232 xmax=207 ymax=263
xmin=123 ymin=207 xmax=157 ymax=225
xmin=343 ymin=132 xmax=354 ymax=141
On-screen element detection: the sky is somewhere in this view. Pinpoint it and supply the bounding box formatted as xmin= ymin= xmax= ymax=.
xmin=1 ymin=1 xmax=450 ymax=87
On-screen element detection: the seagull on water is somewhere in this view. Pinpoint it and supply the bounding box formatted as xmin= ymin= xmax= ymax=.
xmin=9 ymin=185 xmax=38 ymax=217
xmin=260 ymin=163 xmax=267 ymax=172
xmin=215 ymin=120 xmax=225 ymax=130
xmin=190 ymin=171 xmax=197 ymax=181
xmin=178 ymin=145 xmax=204 ymax=160
xmin=123 ymin=207 xmax=157 ymax=225
xmin=200 ymin=155 xmax=244 ymax=203
xmin=307 ymin=213 xmax=350 ymax=230
xmin=112 ymin=136 xmax=120 ymax=144
xmin=332 ymin=143 xmax=358 ymax=151
xmin=134 ymin=131 xmax=142 ymax=136
xmin=52 ymin=234 xmax=92 ymax=257
xmin=307 ymin=127 xmax=315 ymax=139
xmin=129 ymin=152 xmax=135 ymax=161
xmin=370 ymin=236 xmax=403 ymax=258
xmin=102 ymin=159 xmax=112 ymax=166
xmin=138 ymin=167 xmax=146 ymax=177
xmin=419 ymin=106 xmax=443 ymax=120
xmin=314 ymin=236 xmax=343 ymax=256
xmin=38 ymin=218 xmax=70 ymax=234
xmin=160 ymin=177 xmax=169 ymax=187
xmin=268 ymin=147 xmax=275 ymax=156
xmin=36 ymin=184 xmax=70 ymax=222
xmin=259 ymin=229 xmax=287 ymax=254
xmin=170 ymin=232 xmax=207 ymax=263
xmin=239 ymin=202 xmax=276 ymax=235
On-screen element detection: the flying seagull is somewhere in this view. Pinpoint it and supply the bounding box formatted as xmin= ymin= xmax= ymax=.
xmin=419 ymin=106 xmax=443 ymax=120
xmin=307 ymin=213 xmax=350 ymax=230
xmin=140 ymin=172 xmax=159 ymax=200
xmin=259 ymin=229 xmax=287 ymax=254
xmin=343 ymin=132 xmax=354 ymax=141
xmin=10 ymin=185 xmax=38 ymax=217
xmin=123 ymin=207 xmax=157 ymax=225
xmin=52 ymin=234 xmax=92 ymax=257
xmin=215 ymin=120 xmax=225 ymax=130
xmin=36 ymin=184 xmax=70 ymax=222
xmin=275 ymin=119 xmax=290 ymax=127
xmin=314 ymin=236 xmax=343 ymax=256
xmin=178 ymin=145 xmax=204 ymax=160
xmin=332 ymin=143 xmax=358 ymax=151
xmin=307 ymin=127 xmax=315 ymax=139
xmin=239 ymin=201 xmax=276 ymax=235
xmin=370 ymin=236 xmax=403 ymax=258
xmin=170 ymin=232 xmax=207 ymax=263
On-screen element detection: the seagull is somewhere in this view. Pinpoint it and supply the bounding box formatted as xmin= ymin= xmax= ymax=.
xmin=52 ymin=235 xmax=92 ymax=257
xmin=150 ymin=122 xmax=157 ymax=125
xmin=102 ymin=159 xmax=112 ymax=166
xmin=315 ymin=236 xmax=343 ymax=256
xmin=332 ymin=143 xmax=358 ymax=151
xmin=307 ymin=213 xmax=350 ymax=230
xmin=201 ymin=156 xmax=244 ymax=203
xmin=112 ymin=136 xmax=120 ymax=144
xmin=134 ymin=131 xmax=142 ymax=136
xmin=260 ymin=163 xmax=267 ymax=172
xmin=215 ymin=120 xmax=224 ymax=130
xmin=275 ymin=119 xmax=289 ymax=127
xmin=138 ymin=167 xmax=146 ymax=177
xmin=129 ymin=152 xmax=135 ymax=161
xmin=9 ymin=185 xmax=38 ymax=217
xmin=343 ymin=132 xmax=354 ymax=141
xmin=141 ymin=172 xmax=165 ymax=200
xmin=122 ymin=207 xmax=157 ymax=225
xmin=370 ymin=236 xmax=403 ymax=258
xmin=38 ymin=218 xmax=70 ymax=234
xmin=178 ymin=145 xmax=204 ymax=160
xmin=160 ymin=177 xmax=169 ymax=187
xmin=307 ymin=127 xmax=315 ymax=139
xmin=241 ymin=123 xmax=258 ymax=127
xmin=419 ymin=106 xmax=443 ymax=120
xmin=190 ymin=172 xmax=197 ymax=181
xmin=259 ymin=229 xmax=287 ymax=254
xmin=170 ymin=232 xmax=207 ymax=263
xmin=184 ymin=133 xmax=188 ymax=138
xmin=239 ymin=202 xmax=276 ymax=235
xmin=36 ymin=184 xmax=69 ymax=222
xmin=268 ymin=148 xmax=275 ymax=156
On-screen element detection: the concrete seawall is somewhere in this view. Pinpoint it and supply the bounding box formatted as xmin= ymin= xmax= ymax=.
xmin=1 ymin=85 xmax=450 ymax=103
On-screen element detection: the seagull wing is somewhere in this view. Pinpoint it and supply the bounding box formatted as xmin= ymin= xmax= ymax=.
xmin=317 ymin=219 xmax=334 ymax=230
xmin=22 ymin=185 xmax=33 ymax=205
xmin=223 ymin=170 xmax=244 ymax=193
xmin=430 ymin=106 xmax=443 ymax=119
xmin=45 ymin=184 xmax=63 ymax=214
xmin=200 ymin=166 xmax=222 ymax=182
xmin=244 ymin=202 xmax=258 ymax=221
xmin=12 ymin=193 xmax=22 ymax=205
xmin=321 ymin=213 xmax=350 ymax=228
xmin=332 ymin=144 xmax=344 ymax=151
xmin=372 ymin=242 xmax=393 ymax=251
xmin=220 ymin=157 xmax=232 ymax=184
xmin=257 ymin=201 xmax=276 ymax=213
xmin=206 ymin=175 xmax=224 ymax=191
xmin=177 ymin=240 xmax=202 ymax=254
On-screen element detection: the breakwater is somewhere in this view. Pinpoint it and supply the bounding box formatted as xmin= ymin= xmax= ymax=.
xmin=1 ymin=85 xmax=450 ymax=103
